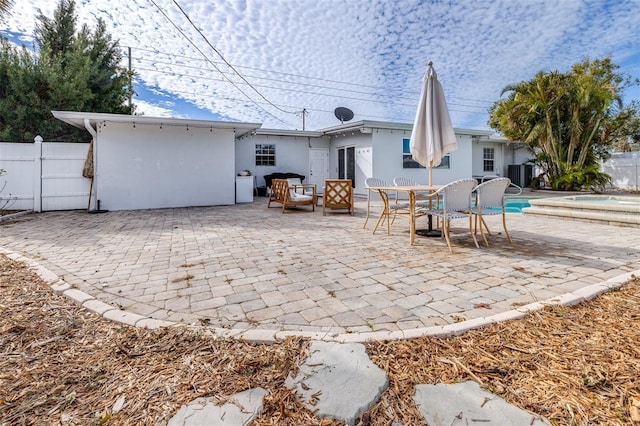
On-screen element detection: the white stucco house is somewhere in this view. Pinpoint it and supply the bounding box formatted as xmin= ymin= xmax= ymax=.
xmin=46 ymin=111 xmax=533 ymax=211
xmin=239 ymin=120 xmax=533 ymax=197
xmin=52 ymin=111 xmax=260 ymax=211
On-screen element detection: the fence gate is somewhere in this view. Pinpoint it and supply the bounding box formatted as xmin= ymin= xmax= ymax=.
xmin=41 ymin=142 xmax=91 ymax=211
xmin=0 ymin=139 xmax=90 ymax=212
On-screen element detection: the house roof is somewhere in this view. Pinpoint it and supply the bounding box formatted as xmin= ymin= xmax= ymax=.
xmin=52 ymin=111 xmax=262 ymax=138
xmin=319 ymin=120 xmax=495 ymax=137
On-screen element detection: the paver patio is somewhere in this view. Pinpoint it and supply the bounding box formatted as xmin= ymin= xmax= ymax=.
xmin=1 ymin=197 xmax=639 ymax=342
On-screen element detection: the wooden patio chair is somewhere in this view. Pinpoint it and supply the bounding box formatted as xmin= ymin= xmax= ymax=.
xmin=267 ymin=179 xmax=316 ymax=213
xmin=322 ymin=179 xmax=354 ymax=216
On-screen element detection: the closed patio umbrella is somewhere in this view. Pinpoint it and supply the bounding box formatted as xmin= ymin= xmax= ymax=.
xmin=409 ymin=62 xmax=457 ymax=236
xmin=409 ymin=62 xmax=457 ymax=186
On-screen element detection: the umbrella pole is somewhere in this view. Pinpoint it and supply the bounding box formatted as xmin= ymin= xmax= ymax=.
xmin=428 ymin=162 xmax=433 ymax=231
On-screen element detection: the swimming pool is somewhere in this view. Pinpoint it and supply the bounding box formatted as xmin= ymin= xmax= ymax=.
xmin=481 ymin=197 xmax=533 ymax=213
xmin=524 ymin=195 xmax=640 ymax=227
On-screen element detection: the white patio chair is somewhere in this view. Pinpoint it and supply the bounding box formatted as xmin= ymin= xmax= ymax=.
xmin=363 ymin=177 xmax=388 ymax=229
xmin=371 ymin=187 xmax=412 ymax=235
xmin=470 ymin=177 xmax=513 ymax=245
xmin=393 ymin=176 xmax=416 ymax=203
xmin=418 ymin=178 xmax=479 ymax=253
xmin=393 ymin=176 xmax=436 ymax=208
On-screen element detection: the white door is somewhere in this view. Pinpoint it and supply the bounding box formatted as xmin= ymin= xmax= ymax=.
xmin=308 ymin=148 xmax=329 ymax=190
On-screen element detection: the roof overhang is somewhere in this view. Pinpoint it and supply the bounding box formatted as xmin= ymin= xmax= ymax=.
xmin=255 ymin=128 xmax=325 ymax=138
xmin=319 ymin=120 xmax=495 ymax=137
xmin=52 ymin=111 xmax=262 ymax=138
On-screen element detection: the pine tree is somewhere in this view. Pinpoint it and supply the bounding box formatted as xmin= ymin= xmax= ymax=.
xmin=0 ymin=0 xmax=134 ymax=142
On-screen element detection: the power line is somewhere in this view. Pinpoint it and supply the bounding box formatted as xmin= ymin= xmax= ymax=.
xmin=133 ymin=56 xmax=490 ymax=110
xmin=134 ymin=65 xmax=490 ymax=115
xmin=147 ymin=0 xmax=294 ymax=127
xmin=127 ymin=45 xmax=495 ymax=106
xmin=169 ymin=0 xmax=299 ymax=116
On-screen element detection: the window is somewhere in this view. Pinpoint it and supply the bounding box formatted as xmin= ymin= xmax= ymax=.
xmin=337 ymin=146 xmax=355 ymax=181
xmin=402 ymin=138 xmax=423 ymax=169
xmin=402 ymin=138 xmax=450 ymax=169
xmin=483 ymin=148 xmax=494 ymax=172
xmin=255 ymin=144 xmax=275 ymax=166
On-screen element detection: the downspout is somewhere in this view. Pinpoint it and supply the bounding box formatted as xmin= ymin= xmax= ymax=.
xmin=84 ymin=119 xmax=98 ymax=211
xmin=84 ymin=118 xmax=97 ymax=138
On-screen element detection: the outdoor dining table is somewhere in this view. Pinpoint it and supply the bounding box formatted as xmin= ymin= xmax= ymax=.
xmin=365 ymin=185 xmax=442 ymax=245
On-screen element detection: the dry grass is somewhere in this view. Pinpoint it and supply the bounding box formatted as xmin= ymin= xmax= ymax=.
xmin=1 ymin=253 xmax=639 ymax=425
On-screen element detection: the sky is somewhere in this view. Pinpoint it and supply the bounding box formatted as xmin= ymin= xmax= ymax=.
xmin=2 ymin=0 xmax=640 ymax=132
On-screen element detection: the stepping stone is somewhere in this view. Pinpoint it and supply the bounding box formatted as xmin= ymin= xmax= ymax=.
xmin=285 ymin=341 xmax=388 ymax=426
xmin=413 ymin=381 xmax=550 ymax=425
xmin=167 ymin=387 xmax=268 ymax=426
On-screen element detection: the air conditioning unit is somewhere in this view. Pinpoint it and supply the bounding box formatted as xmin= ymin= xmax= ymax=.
xmin=507 ymin=164 xmax=533 ymax=188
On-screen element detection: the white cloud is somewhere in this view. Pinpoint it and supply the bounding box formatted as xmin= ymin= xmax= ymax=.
xmin=4 ymin=0 xmax=640 ymax=130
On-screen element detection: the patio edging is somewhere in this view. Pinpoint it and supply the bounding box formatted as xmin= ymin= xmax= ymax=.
xmin=2 ymin=247 xmax=637 ymax=344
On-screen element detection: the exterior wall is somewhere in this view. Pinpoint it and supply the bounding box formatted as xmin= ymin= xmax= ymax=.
xmin=472 ymin=140 xmax=505 ymax=178
xmin=505 ymin=143 xmax=534 ymax=168
xmin=95 ymin=122 xmax=235 ymax=211
xmin=329 ymin=128 xmax=475 ymax=196
xmin=237 ymin=134 xmax=329 ymax=187
xmin=329 ymin=132 xmax=371 ymax=192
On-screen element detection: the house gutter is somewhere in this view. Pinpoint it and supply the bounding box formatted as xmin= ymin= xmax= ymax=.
xmin=83 ymin=118 xmax=97 ymax=139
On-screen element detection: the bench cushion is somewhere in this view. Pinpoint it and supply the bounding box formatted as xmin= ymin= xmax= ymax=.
xmin=289 ymin=192 xmax=313 ymax=202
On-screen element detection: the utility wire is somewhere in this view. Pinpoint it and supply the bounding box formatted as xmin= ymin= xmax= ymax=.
xmin=133 ymin=56 xmax=489 ymax=109
xmin=169 ymin=0 xmax=300 ymax=116
xmin=128 ymin=45 xmax=494 ymax=106
xmin=147 ymin=0 xmax=296 ymax=127
xmin=134 ymin=65 xmax=488 ymax=114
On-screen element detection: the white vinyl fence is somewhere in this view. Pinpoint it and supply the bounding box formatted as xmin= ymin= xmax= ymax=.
xmin=0 ymin=136 xmax=91 ymax=212
xmin=601 ymin=152 xmax=640 ymax=191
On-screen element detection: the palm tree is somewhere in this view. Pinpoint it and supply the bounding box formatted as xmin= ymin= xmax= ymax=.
xmin=0 ymin=0 xmax=13 ymax=18
xmin=488 ymin=58 xmax=628 ymax=190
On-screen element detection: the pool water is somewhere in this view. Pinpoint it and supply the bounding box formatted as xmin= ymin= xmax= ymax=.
xmin=482 ymin=197 xmax=532 ymax=213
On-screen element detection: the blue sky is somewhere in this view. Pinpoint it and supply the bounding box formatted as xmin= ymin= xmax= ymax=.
xmin=3 ymin=0 xmax=640 ymax=132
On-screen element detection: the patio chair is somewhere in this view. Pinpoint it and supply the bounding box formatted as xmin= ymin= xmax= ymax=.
xmin=286 ymin=177 xmax=316 ymax=201
xmin=393 ymin=176 xmax=436 ymax=208
xmin=470 ymin=177 xmax=513 ymax=245
xmin=322 ymin=179 xmax=354 ymax=216
xmin=363 ymin=177 xmax=389 ymax=229
xmin=267 ymin=179 xmax=316 ymax=213
xmin=371 ymin=187 xmax=412 ymax=235
xmin=418 ymin=178 xmax=479 ymax=253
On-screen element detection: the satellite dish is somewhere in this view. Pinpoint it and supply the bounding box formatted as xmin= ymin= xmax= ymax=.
xmin=334 ymin=107 xmax=354 ymax=123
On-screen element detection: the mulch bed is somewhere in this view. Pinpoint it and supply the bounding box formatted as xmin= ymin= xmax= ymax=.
xmin=1 ymin=253 xmax=638 ymax=425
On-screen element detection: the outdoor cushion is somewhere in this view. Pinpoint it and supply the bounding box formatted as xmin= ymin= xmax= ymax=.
xmin=267 ymin=178 xmax=316 ymax=213
xmin=290 ymin=192 xmax=313 ymax=201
